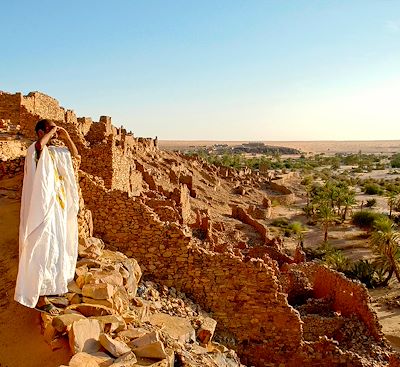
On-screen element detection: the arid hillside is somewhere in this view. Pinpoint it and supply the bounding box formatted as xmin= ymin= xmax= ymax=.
xmin=1 ymin=91 xmax=400 ymax=367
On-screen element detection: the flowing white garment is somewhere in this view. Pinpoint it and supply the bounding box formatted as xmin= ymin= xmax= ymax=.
xmin=14 ymin=143 xmax=79 ymax=308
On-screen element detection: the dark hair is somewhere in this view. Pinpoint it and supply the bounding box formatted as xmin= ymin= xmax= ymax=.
xmin=35 ymin=119 xmax=51 ymax=134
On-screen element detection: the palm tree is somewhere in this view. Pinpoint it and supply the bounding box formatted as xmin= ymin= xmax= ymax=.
xmin=289 ymin=221 xmax=306 ymax=249
xmin=387 ymin=193 xmax=399 ymax=218
xmin=317 ymin=204 xmax=338 ymax=243
xmin=370 ymin=217 xmax=400 ymax=283
xmin=341 ymin=191 xmax=357 ymax=221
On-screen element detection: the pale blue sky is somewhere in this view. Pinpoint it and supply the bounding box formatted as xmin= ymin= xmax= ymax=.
xmin=1 ymin=1 xmax=400 ymax=140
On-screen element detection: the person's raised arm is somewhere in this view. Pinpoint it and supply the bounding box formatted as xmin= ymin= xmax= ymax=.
xmin=57 ymin=127 xmax=79 ymax=158
xmin=35 ymin=126 xmax=58 ymax=153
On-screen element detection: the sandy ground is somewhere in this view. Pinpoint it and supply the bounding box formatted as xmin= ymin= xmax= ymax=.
xmin=0 ymin=176 xmax=70 ymax=367
xmin=160 ymin=140 xmax=400 ymax=154
xmin=371 ymin=284 xmax=400 ymax=353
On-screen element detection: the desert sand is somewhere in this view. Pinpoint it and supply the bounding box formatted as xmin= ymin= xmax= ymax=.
xmin=160 ymin=140 xmax=400 ymax=154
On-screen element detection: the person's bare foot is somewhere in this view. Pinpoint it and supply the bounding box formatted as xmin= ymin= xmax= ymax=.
xmin=35 ymin=296 xmax=60 ymax=315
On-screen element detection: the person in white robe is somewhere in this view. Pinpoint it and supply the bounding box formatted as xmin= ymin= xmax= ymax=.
xmin=14 ymin=119 xmax=80 ymax=314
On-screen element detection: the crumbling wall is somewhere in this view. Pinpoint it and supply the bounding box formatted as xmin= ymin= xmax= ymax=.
xmin=231 ymin=204 xmax=270 ymax=243
xmin=76 ymin=117 xmax=93 ymax=136
xmin=313 ymin=266 xmax=383 ymax=341
xmin=268 ymin=181 xmax=296 ymax=205
xmin=79 ymin=172 xmax=380 ymax=366
xmin=0 ymin=92 xmax=21 ymax=124
xmin=20 ymin=92 xmax=67 ymax=138
xmin=287 ymin=263 xmax=383 ymax=341
xmin=79 ymin=172 xmax=306 ymax=366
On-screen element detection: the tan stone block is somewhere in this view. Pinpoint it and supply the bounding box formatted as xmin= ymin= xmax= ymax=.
xmin=69 ymin=351 xmax=114 ymax=367
xmin=90 ymin=315 xmax=126 ymax=333
xmin=99 ymin=333 xmax=131 ymax=358
xmin=109 ymin=351 xmax=137 ymax=367
xmin=68 ymin=319 xmax=101 ymax=354
xmin=197 ymin=316 xmax=217 ymax=344
xmin=118 ymin=328 xmax=148 ymax=340
xmin=149 ymin=313 xmax=195 ymax=343
xmin=68 ymin=280 xmax=83 ymax=294
xmin=90 ymin=270 xmax=124 ymax=287
xmin=52 ymin=313 xmax=86 ymax=333
xmin=83 ymin=283 xmax=115 ymax=300
xmin=83 ymin=297 xmax=114 ymax=309
xmin=128 ymin=331 xmax=167 ymax=360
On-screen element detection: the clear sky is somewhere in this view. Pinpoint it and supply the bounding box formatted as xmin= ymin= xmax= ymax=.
xmin=1 ymin=1 xmax=400 ymax=140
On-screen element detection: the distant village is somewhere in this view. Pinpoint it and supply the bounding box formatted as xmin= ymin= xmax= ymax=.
xmin=186 ymin=142 xmax=301 ymax=155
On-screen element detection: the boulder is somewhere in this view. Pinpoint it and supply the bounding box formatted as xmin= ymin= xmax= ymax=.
xmin=68 ymin=280 xmax=83 ymax=294
xmin=109 ymin=351 xmax=137 ymax=367
xmin=89 ymin=269 xmax=124 ymax=287
xmin=99 ymin=333 xmax=131 ymax=358
xmin=68 ymin=319 xmax=101 ymax=354
xmin=196 ymin=316 xmax=217 ymax=344
xmin=69 ymin=352 xmax=114 ymax=367
xmin=118 ymin=328 xmax=148 ymax=340
xmin=66 ymin=303 xmax=116 ymax=317
xmin=149 ymin=313 xmax=195 ymax=343
xmin=82 ymin=283 xmax=115 ymax=300
xmin=121 ymin=259 xmax=142 ymax=297
xmin=128 ymin=331 xmax=167 ymax=360
xmin=112 ymin=286 xmax=130 ymax=314
xmin=83 ymin=297 xmax=114 ymax=309
xmin=91 ymin=315 xmax=126 ymax=333
xmin=52 ymin=314 xmax=86 ymax=332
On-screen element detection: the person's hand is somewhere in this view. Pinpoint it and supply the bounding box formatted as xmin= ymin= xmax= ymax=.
xmin=57 ymin=127 xmax=70 ymax=140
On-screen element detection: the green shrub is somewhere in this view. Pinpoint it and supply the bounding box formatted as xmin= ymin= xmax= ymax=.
xmin=352 ymin=210 xmax=386 ymax=229
xmin=271 ymin=218 xmax=289 ymax=228
xmin=364 ymin=183 xmax=383 ymax=195
xmin=324 ymin=250 xmax=350 ymax=273
xmin=345 ymin=260 xmax=376 ymax=288
xmin=391 ymin=154 xmax=400 ymax=168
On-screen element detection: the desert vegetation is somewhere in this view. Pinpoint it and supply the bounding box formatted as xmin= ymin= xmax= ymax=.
xmin=189 ymin=149 xmax=400 ymax=290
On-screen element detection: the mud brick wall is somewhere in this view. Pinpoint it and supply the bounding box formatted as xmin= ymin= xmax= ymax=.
xmin=268 ymin=181 xmax=296 ymax=205
xmin=86 ymin=121 xmax=110 ymax=144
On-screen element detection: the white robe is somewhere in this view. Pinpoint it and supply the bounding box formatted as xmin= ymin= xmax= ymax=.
xmin=14 ymin=143 xmax=79 ymax=308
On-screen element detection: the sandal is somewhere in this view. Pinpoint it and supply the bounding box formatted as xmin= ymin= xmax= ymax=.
xmin=35 ymin=303 xmax=61 ymax=316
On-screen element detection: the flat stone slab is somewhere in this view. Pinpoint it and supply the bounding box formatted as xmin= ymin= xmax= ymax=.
xmin=149 ymin=313 xmax=195 ymax=343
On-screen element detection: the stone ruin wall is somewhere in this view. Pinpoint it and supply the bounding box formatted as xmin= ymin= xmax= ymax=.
xmin=283 ymin=263 xmax=383 ymax=341
xmin=0 ymin=92 xmax=21 ymax=126
xmin=78 ymin=171 xmax=385 ymax=366
xmin=310 ymin=264 xmax=382 ymax=340
xmin=79 ymin=172 xmax=306 ymax=365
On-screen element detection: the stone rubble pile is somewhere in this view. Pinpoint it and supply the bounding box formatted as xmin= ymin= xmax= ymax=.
xmin=40 ymin=236 xmax=243 ymax=367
